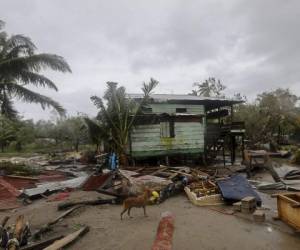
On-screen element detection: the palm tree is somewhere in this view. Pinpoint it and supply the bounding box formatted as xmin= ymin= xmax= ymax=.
xmin=89 ymin=78 xmax=158 ymax=166
xmin=0 ymin=20 xmax=71 ymax=119
xmin=193 ymin=79 xmax=212 ymax=97
xmin=193 ymin=77 xmax=226 ymax=97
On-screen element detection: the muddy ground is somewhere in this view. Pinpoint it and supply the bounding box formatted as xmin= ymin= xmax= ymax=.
xmin=1 ymin=190 xmax=300 ymax=250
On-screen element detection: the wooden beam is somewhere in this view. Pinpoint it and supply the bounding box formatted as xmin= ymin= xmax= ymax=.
xmin=43 ymin=226 xmax=89 ymax=250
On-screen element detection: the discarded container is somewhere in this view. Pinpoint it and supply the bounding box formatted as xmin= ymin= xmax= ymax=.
xmin=276 ymin=193 xmax=300 ymax=230
xmin=184 ymin=187 xmax=224 ymax=206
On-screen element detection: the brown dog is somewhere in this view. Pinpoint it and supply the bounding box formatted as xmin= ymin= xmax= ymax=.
xmin=120 ymin=189 xmax=152 ymax=220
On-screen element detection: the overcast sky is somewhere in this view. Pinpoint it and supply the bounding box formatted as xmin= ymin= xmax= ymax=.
xmin=1 ymin=0 xmax=300 ymax=120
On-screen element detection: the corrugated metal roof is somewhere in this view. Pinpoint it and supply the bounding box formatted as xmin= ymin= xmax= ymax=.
xmin=127 ymin=93 xmax=243 ymax=103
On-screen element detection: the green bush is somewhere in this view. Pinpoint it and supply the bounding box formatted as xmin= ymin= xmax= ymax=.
xmin=0 ymin=161 xmax=40 ymax=176
xmin=292 ymin=149 xmax=300 ymax=165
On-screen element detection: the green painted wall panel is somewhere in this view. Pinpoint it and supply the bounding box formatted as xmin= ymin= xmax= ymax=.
xmin=129 ymin=121 xmax=204 ymax=157
xmin=131 ymin=148 xmax=202 ymax=157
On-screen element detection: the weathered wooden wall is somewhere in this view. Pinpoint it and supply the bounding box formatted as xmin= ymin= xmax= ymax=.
xmin=130 ymin=121 xmax=204 ymax=158
xmin=149 ymin=103 xmax=205 ymax=114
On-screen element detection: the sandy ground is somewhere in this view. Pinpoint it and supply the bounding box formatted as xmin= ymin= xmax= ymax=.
xmin=1 ymin=190 xmax=300 ymax=250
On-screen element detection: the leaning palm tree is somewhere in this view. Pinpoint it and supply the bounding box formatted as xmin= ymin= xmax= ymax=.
xmin=0 ymin=20 xmax=71 ymax=119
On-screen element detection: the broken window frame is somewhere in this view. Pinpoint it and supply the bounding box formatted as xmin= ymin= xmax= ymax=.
xmin=160 ymin=120 xmax=175 ymax=138
xmin=176 ymin=108 xmax=187 ymax=113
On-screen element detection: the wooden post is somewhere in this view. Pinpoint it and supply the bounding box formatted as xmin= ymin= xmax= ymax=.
xmin=241 ymin=135 xmax=245 ymax=160
xmin=165 ymin=156 xmax=169 ymax=166
xmin=231 ymin=135 xmax=236 ymax=165
xmin=222 ymin=139 xmax=226 ymax=166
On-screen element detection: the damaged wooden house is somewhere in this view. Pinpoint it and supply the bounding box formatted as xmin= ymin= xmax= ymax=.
xmin=127 ymin=94 xmax=245 ymax=165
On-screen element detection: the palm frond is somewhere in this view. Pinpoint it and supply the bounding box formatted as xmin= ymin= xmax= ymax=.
xmin=5 ymin=35 xmax=36 ymax=55
xmin=18 ymin=71 xmax=58 ymax=91
xmin=90 ymin=96 xmax=105 ymax=110
xmin=84 ymin=117 xmax=108 ymax=143
xmin=142 ymin=78 xmax=159 ymax=98
xmin=0 ymin=53 xmax=72 ymax=74
xmin=5 ymin=83 xmax=66 ymax=115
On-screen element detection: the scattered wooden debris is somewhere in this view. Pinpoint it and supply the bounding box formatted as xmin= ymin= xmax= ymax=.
xmin=6 ymin=215 xmax=30 ymax=250
xmin=241 ymin=196 xmax=256 ymax=214
xmin=188 ymin=180 xmax=218 ymax=197
xmin=33 ymin=205 xmax=82 ymax=239
xmin=43 ymin=226 xmax=89 ymax=250
xmin=20 ymin=235 xmax=64 ymax=250
xmin=184 ymin=186 xmax=224 ymax=206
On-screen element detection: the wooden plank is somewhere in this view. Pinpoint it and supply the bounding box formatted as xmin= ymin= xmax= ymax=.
xmin=169 ymin=170 xmax=192 ymax=177
xmin=167 ymin=173 xmax=178 ymax=180
xmin=44 ymin=226 xmax=89 ymax=250
xmin=150 ymin=167 xmax=169 ymax=176
xmin=20 ymin=235 xmax=64 ymax=250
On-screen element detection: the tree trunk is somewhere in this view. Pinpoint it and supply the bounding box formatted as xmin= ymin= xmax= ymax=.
xmin=75 ymin=141 xmax=79 ymax=152
xmin=119 ymin=153 xmax=128 ymax=167
xmin=16 ymin=142 xmax=22 ymax=152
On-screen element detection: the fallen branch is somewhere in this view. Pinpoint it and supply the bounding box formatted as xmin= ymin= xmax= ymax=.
xmin=43 ymin=226 xmax=89 ymax=250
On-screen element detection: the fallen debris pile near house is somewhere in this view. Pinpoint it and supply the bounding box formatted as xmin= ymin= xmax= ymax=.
xmin=0 ymin=208 xmax=89 ymax=250
xmin=1 ymin=148 xmax=300 ymax=247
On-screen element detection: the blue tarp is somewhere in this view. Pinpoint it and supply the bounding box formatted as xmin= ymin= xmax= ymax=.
xmin=217 ymin=174 xmax=262 ymax=206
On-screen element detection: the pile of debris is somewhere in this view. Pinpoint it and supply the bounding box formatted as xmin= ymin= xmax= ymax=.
xmin=0 ymin=211 xmax=89 ymax=250
xmin=0 ymin=154 xmax=90 ymax=210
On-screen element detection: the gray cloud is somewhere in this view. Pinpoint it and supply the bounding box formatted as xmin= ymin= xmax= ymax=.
xmin=1 ymin=0 xmax=300 ymax=120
